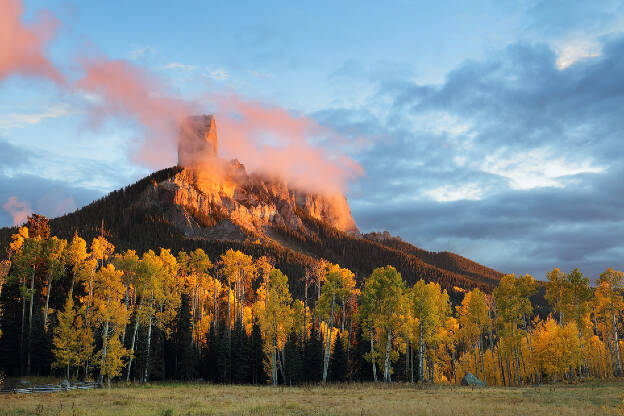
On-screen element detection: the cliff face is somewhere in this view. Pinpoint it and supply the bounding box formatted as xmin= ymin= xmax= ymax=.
xmin=141 ymin=158 xmax=358 ymax=240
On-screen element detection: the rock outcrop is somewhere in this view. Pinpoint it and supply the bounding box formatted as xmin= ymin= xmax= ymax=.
xmin=143 ymin=159 xmax=359 ymax=240
xmin=144 ymin=114 xmax=359 ymax=240
xmin=461 ymin=372 xmax=486 ymax=386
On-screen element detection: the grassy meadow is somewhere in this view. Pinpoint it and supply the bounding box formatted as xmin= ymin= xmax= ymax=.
xmin=1 ymin=381 xmax=624 ymax=416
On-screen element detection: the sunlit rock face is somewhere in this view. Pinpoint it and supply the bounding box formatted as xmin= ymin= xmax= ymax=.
xmin=147 ymin=114 xmax=359 ymax=239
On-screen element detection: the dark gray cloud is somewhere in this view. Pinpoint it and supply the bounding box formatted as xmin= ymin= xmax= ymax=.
xmin=318 ymin=35 xmax=624 ymax=280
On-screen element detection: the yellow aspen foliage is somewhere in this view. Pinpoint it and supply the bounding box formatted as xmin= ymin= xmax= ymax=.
xmin=254 ymin=269 xmax=294 ymax=385
xmin=532 ymin=317 xmax=582 ymax=382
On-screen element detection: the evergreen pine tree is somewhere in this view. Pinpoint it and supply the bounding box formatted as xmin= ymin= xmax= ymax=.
xmin=215 ymin=323 xmax=230 ymax=383
xmin=329 ymin=333 xmax=347 ymax=382
xmin=176 ymin=294 xmax=196 ymax=380
xmin=249 ymin=322 xmax=266 ymax=384
xmin=284 ymin=329 xmax=303 ymax=385
xmin=149 ymin=326 xmax=166 ymax=381
xmin=230 ymin=319 xmax=249 ymax=384
xmin=303 ymin=326 xmax=323 ymax=383
xmin=0 ymin=276 xmax=22 ymax=376
xmin=352 ymin=328 xmax=373 ymax=382
xmin=201 ymin=324 xmax=217 ymax=382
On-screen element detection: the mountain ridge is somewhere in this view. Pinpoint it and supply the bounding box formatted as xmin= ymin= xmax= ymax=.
xmin=0 ymin=165 xmax=502 ymax=303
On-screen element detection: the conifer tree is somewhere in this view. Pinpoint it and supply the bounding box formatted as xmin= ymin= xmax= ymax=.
xmin=215 ymin=325 xmax=231 ymax=383
xmin=176 ymin=293 xmax=196 ymax=380
xmin=202 ymin=323 xmax=218 ymax=382
xmin=284 ymin=329 xmax=303 ymax=385
xmin=329 ymin=333 xmax=347 ymax=382
xmin=231 ymin=319 xmax=250 ymax=383
xmin=303 ymin=326 xmax=323 ymax=383
xmin=352 ymin=327 xmax=373 ymax=382
xmin=249 ymin=321 xmax=266 ymax=384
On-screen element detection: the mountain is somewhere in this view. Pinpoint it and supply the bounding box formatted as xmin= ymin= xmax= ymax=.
xmin=0 ymin=115 xmax=502 ymax=302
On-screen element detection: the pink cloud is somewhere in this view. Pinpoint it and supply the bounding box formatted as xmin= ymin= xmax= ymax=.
xmin=75 ymin=56 xmax=196 ymax=168
xmin=1 ymin=0 xmax=364 ymax=195
xmin=0 ymin=0 xmax=63 ymax=82
xmin=212 ymin=93 xmax=364 ymax=193
xmin=3 ymin=196 xmax=32 ymax=226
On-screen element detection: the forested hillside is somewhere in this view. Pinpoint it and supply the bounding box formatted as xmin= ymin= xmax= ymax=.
xmin=0 ymin=219 xmax=621 ymax=387
xmin=0 ymin=166 xmax=502 ymax=302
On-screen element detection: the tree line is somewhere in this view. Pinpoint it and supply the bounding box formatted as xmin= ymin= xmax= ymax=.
xmin=0 ymin=166 xmax=501 ymax=311
xmin=0 ymin=215 xmax=622 ymax=386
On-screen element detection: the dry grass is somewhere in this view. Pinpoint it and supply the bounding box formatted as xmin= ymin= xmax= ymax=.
xmin=1 ymin=381 xmax=623 ymax=416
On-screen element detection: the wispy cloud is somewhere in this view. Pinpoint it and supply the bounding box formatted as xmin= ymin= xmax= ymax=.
xmin=0 ymin=104 xmax=73 ymax=129
xmin=127 ymin=45 xmax=156 ymax=60
xmin=204 ymin=67 xmax=229 ymax=81
xmin=160 ymin=62 xmax=197 ymax=72
xmin=555 ymin=39 xmax=602 ymax=69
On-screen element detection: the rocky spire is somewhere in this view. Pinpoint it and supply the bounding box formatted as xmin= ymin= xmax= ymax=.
xmin=177 ymin=114 xmax=218 ymax=167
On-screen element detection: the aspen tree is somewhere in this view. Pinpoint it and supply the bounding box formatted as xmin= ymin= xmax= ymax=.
xmin=456 ymin=288 xmax=491 ymax=381
xmin=187 ymin=249 xmax=212 ymax=347
xmin=92 ymin=264 xmax=129 ymax=386
xmin=317 ymin=264 xmax=355 ymax=383
xmin=410 ymin=280 xmax=451 ymax=383
xmin=595 ymin=268 xmax=624 ymax=376
xmin=359 ymin=266 xmax=406 ymax=382
xmin=65 ymin=234 xmax=89 ymax=299
xmin=42 ymin=236 xmax=67 ymax=328
xmin=493 ymin=274 xmax=537 ymax=385
xmin=254 ymin=269 xmax=293 ymax=385
xmin=12 ymin=233 xmax=43 ymax=375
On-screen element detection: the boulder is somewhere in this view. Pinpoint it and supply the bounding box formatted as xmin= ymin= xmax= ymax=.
xmin=461 ymin=372 xmax=486 ymax=386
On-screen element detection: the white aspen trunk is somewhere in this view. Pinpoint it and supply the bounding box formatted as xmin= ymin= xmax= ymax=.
xmin=272 ymin=336 xmax=278 ymax=386
xmin=384 ymin=327 xmax=392 ymax=382
xmin=26 ymin=267 xmax=35 ymax=375
xmin=370 ymin=334 xmax=377 ymax=382
xmin=279 ymin=345 xmax=286 ymax=384
xmin=126 ymin=304 xmax=141 ymax=382
xmin=410 ymin=342 xmax=415 ymax=383
xmin=322 ymin=293 xmax=335 ymax=383
xmin=43 ymin=275 xmax=52 ymax=328
xmin=99 ymin=319 xmax=109 ymax=385
xmin=418 ymin=323 xmax=424 ymax=382
xmin=481 ymin=334 xmax=486 ymax=383
xmin=474 ymin=343 xmax=479 ymax=380
xmin=143 ymin=312 xmax=153 ymax=383
xmin=613 ymin=312 xmax=622 ymax=376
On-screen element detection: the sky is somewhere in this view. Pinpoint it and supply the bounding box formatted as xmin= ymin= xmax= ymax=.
xmin=1 ymin=0 xmax=624 ymax=280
